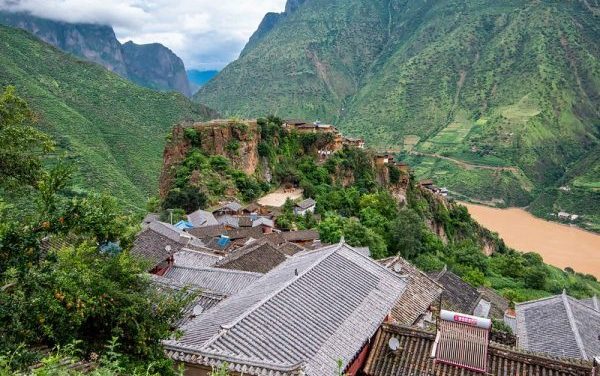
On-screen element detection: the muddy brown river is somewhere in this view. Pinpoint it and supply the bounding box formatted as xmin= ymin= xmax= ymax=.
xmin=461 ymin=202 xmax=600 ymax=278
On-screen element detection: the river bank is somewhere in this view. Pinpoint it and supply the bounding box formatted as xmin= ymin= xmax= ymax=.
xmin=461 ymin=202 xmax=600 ymax=278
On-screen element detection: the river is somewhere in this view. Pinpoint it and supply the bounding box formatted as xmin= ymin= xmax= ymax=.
xmin=460 ymin=202 xmax=600 ymax=278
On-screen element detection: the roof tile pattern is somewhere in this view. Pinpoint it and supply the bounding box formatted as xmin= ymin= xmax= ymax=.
xmin=215 ymin=241 xmax=288 ymax=273
xmin=516 ymin=293 xmax=600 ymax=360
xmin=429 ymin=268 xmax=481 ymax=314
xmin=187 ymin=209 xmax=218 ymax=228
xmin=173 ymin=249 xmax=222 ymax=268
xmin=363 ymin=324 xmax=594 ymax=376
xmin=379 ymin=256 xmax=442 ymax=325
xmin=164 ymin=266 xmax=262 ymax=296
xmin=164 ymin=243 xmax=407 ymax=376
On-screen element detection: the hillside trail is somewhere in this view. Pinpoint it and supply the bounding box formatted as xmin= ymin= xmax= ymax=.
xmin=409 ymin=151 xmax=521 ymax=173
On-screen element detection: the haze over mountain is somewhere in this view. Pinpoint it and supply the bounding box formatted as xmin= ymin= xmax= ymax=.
xmin=196 ymin=0 xmax=600 ymax=231
xmin=187 ymin=70 xmax=219 ymax=94
xmin=0 ymin=11 xmax=192 ymax=96
xmin=0 ymin=24 xmax=216 ymax=208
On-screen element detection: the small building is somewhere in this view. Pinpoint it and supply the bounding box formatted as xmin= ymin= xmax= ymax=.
xmin=212 ymin=201 xmax=243 ymax=217
xmin=375 ymin=154 xmax=394 ymax=166
xmin=187 ymin=209 xmax=218 ymax=228
xmin=281 ymin=229 xmax=320 ymax=246
xmin=294 ymin=198 xmax=316 ymax=216
xmin=515 ymin=291 xmax=600 ymax=360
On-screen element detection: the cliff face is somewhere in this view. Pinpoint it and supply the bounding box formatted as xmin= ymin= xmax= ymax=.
xmin=122 ymin=42 xmax=191 ymax=97
xmin=159 ymin=120 xmax=261 ymax=197
xmin=0 ymin=11 xmax=191 ymax=96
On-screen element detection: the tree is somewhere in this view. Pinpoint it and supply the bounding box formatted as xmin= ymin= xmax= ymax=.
xmin=0 ymin=86 xmax=53 ymax=186
xmin=388 ymin=209 xmax=426 ymax=259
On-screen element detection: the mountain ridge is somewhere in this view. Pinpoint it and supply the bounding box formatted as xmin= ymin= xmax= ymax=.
xmin=195 ymin=0 xmax=600 ymax=231
xmin=0 ymin=11 xmax=192 ymax=96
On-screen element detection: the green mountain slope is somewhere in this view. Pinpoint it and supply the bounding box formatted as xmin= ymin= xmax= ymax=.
xmin=0 ymin=25 xmax=216 ymax=209
xmin=195 ymin=0 xmax=600 ymax=229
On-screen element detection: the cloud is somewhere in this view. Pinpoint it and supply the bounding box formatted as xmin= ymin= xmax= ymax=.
xmin=0 ymin=0 xmax=287 ymax=70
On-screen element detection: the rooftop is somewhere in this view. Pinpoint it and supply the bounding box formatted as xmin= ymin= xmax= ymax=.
xmin=516 ymin=292 xmax=600 ymax=360
xmin=363 ymin=323 xmax=595 ymax=376
xmin=163 ymin=265 xmax=263 ymax=296
xmin=379 ymin=256 xmax=442 ymax=325
xmin=164 ymin=243 xmax=407 ymax=376
xmin=428 ymin=267 xmax=482 ymax=314
xmin=215 ymin=240 xmax=289 ymax=273
xmin=187 ymin=209 xmax=218 ymax=228
xmin=295 ymin=198 xmax=316 ymax=210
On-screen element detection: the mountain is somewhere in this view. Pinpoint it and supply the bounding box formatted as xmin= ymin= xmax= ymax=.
xmin=0 ymin=24 xmax=216 ymax=209
xmin=122 ymin=41 xmax=191 ymax=97
xmin=187 ymin=70 xmax=219 ymax=94
xmin=0 ymin=11 xmax=191 ymax=96
xmin=195 ymin=0 xmax=600 ymax=231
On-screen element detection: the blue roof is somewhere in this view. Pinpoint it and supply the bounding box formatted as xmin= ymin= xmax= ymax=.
xmin=175 ymin=220 xmax=194 ymax=230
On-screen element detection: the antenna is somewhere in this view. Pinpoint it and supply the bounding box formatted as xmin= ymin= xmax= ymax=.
xmin=388 ymin=337 xmax=400 ymax=351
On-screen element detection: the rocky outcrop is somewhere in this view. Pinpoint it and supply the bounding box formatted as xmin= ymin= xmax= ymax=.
xmin=0 ymin=11 xmax=191 ymax=96
xmin=159 ymin=120 xmax=260 ymax=197
xmin=122 ymin=42 xmax=191 ymax=97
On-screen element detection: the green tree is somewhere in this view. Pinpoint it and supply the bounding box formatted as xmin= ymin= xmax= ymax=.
xmin=0 ymin=86 xmax=53 ymax=186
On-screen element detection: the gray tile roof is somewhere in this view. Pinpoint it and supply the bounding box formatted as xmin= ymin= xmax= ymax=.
xmin=295 ymin=198 xmax=316 ymax=210
xmin=215 ymin=241 xmax=288 ymax=273
xmin=214 ymin=201 xmax=243 ymax=213
xmin=473 ymin=299 xmax=491 ymax=318
xmin=131 ymin=221 xmax=205 ymax=268
xmin=163 ymin=265 xmax=263 ymax=296
xmin=580 ymin=296 xmax=600 ymax=312
xmin=164 ymin=243 xmax=407 ymax=376
xmin=216 ymin=214 xmax=240 ymax=228
xmin=187 ymin=224 xmax=226 ymax=239
xmin=252 ymin=217 xmax=274 ymax=228
xmin=429 ymin=267 xmax=481 ymax=314
xmin=173 ymin=249 xmax=222 ymax=268
xmin=363 ymin=324 xmax=595 ymax=376
xmin=516 ymin=292 xmax=600 ymax=360
xmin=379 ymin=256 xmax=443 ymax=325
xmin=478 ymin=286 xmax=510 ymax=319
xmin=187 ymin=209 xmax=218 ymax=228
xmin=147 ymin=274 xmax=226 ymax=325
xmin=281 ymin=229 xmax=320 ymax=242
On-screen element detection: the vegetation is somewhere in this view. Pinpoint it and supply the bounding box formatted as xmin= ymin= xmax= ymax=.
xmin=0 ymin=25 xmax=215 ymax=210
xmin=196 ymin=0 xmax=600 ymax=230
xmin=164 ymin=116 xmax=600 ymax=303
xmin=0 ymin=88 xmax=192 ymax=374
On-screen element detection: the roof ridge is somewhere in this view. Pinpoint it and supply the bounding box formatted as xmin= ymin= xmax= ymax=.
xmin=214 ymin=240 xmax=279 ymax=266
xmin=562 ymin=292 xmax=588 ymax=360
xmin=171 ymin=265 xmax=263 ymax=277
xmin=515 ymin=293 xmax=562 ymax=307
xmin=341 ymin=244 xmax=409 ymax=282
xmin=200 ymin=243 xmax=343 ymax=348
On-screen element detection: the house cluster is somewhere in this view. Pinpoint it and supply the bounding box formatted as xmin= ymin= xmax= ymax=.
xmin=420 ymin=179 xmax=449 ymax=197
xmin=130 ymin=204 xmax=600 ymax=376
xmin=283 ymin=119 xmax=365 ymax=157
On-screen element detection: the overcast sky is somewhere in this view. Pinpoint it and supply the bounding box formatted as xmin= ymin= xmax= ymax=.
xmin=0 ymin=0 xmax=287 ymax=70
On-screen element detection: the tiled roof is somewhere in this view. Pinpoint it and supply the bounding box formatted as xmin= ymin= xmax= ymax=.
xmin=295 ymin=198 xmax=316 ymax=210
xmin=131 ymin=221 xmax=205 ymax=268
xmin=164 ymin=243 xmax=407 ymax=376
xmin=216 ymin=214 xmax=239 ymax=228
xmin=580 ymin=296 xmax=599 ymax=312
xmin=215 ymin=241 xmax=288 ymax=273
xmin=429 ymin=267 xmax=481 ymax=314
xmin=516 ymin=292 xmax=600 ymax=360
xmin=187 ymin=224 xmax=226 ymax=239
xmin=172 ymin=249 xmax=222 ymax=268
xmin=224 ymin=226 xmax=265 ymax=240
xmin=281 ymin=229 xmax=320 ymax=242
xmin=277 ymin=241 xmax=306 ymax=256
xmin=238 ymin=216 xmax=254 ymax=227
xmin=363 ymin=324 xmax=594 ymax=376
xmin=187 ymin=209 xmax=218 ymax=228
xmin=379 ymin=256 xmax=443 ymax=325
xmin=148 ymin=274 xmax=226 ymax=325
xmin=163 ymin=265 xmax=263 ymax=296
xmin=478 ymin=286 xmax=510 ymax=319
xmin=252 ymin=217 xmax=274 ymax=228
xmin=214 ymin=201 xmax=243 ymax=213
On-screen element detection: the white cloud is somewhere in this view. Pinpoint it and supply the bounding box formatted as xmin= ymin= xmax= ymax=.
xmin=0 ymin=0 xmax=287 ymax=70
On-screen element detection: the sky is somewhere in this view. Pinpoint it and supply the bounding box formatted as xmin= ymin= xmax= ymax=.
xmin=0 ymin=0 xmax=287 ymax=70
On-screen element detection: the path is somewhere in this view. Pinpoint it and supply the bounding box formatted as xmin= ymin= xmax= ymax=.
xmin=410 ymin=151 xmax=520 ymax=173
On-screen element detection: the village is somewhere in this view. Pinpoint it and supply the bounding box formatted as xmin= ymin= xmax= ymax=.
xmin=130 ymin=119 xmax=600 ymax=376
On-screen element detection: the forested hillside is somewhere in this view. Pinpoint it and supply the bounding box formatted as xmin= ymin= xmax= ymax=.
xmin=196 ymin=0 xmax=600 ymax=230
xmin=0 ymin=25 xmax=216 ymax=209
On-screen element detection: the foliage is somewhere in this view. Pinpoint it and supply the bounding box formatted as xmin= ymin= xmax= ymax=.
xmin=0 ymin=26 xmax=215 ymax=209
xmin=196 ymin=0 xmax=600 ymax=229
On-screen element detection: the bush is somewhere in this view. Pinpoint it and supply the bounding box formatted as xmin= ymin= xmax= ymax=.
xmin=162 ymin=187 xmax=207 ymax=213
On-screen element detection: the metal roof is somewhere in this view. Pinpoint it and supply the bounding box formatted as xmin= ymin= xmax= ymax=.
xmin=164 ymin=242 xmax=407 ymax=375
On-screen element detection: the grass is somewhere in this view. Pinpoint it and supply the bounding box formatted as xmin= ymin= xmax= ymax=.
xmin=0 ymin=25 xmax=215 ymax=209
